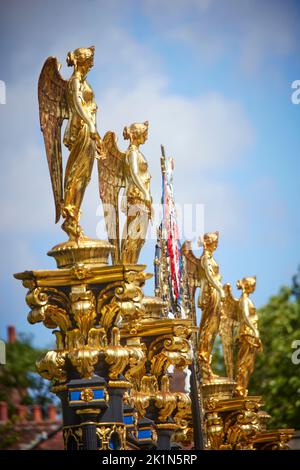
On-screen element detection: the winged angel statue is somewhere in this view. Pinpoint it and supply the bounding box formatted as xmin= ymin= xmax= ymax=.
xmin=219 ymin=283 xmax=239 ymax=379
xmin=98 ymin=121 xmax=152 ymax=264
xmin=182 ymin=233 xmax=239 ymax=381
xmin=220 ymin=280 xmax=261 ymax=387
xmin=181 ymin=233 xmax=224 ymax=380
xmin=234 ymin=276 xmax=263 ymax=397
xmin=182 ymin=236 xmax=260 ymax=387
xmin=39 ymin=47 xmax=152 ymax=264
xmin=38 ymin=46 xmax=102 ymax=241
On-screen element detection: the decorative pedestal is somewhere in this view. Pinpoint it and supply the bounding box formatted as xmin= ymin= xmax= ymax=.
xmin=202 ymin=379 xmax=294 ymax=450
xmin=14 ymin=238 xmax=193 ymax=450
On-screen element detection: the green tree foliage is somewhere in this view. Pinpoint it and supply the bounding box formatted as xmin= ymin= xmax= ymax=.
xmin=249 ymin=281 xmax=300 ymax=429
xmin=211 ymin=338 xmax=226 ymax=376
xmin=0 ymin=333 xmax=53 ymax=411
xmin=0 ymin=333 xmax=55 ymax=447
xmin=0 ymin=419 xmax=20 ymax=450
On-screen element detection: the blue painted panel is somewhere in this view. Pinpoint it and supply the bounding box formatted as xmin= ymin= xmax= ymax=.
xmin=69 ymin=391 xmax=81 ymax=401
xmin=124 ymin=415 xmax=134 ymax=425
xmin=93 ymin=389 xmax=104 ymax=399
xmin=138 ymin=429 xmax=152 ymax=440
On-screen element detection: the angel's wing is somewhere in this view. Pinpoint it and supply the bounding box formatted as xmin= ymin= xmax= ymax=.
xmin=98 ymin=131 xmax=125 ymax=264
xmin=38 ymin=57 xmax=69 ymax=223
xmin=181 ymin=241 xmax=202 ymax=325
xmin=181 ymin=241 xmax=201 ymax=283
xmin=219 ymin=283 xmax=239 ymax=379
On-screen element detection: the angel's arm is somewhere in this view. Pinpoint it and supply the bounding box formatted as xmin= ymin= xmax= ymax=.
xmin=128 ymin=148 xmax=151 ymax=200
xmin=202 ymin=255 xmax=225 ymax=299
xmin=240 ymin=294 xmax=257 ymax=336
xmin=70 ymin=78 xmax=96 ymax=134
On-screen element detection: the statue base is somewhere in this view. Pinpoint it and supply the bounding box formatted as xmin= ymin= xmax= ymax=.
xmin=48 ymin=238 xmax=114 ymax=269
xmin=202 ymin=377 xmax=236 ymax=401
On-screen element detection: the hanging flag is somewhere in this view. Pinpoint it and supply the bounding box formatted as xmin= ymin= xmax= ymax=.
xmin=154 ymin=145 xmax=186 ymax=317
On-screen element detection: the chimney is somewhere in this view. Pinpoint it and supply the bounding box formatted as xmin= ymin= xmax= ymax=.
xmin=16 ymin=404 xmax=28 ymax=422
xmin=7 ymin=325 xmax=16 ymax=344
xmin=47 ymin=404 xmax=57 ymax=422
xmin=0 ymin=401 xmax=8 ymax=423
xmin=32 ymin=404 xmax=43 ymax=423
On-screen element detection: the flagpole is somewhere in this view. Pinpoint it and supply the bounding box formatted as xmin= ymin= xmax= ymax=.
xmin=159 ymin=145 xmax=205 ymax=449
xmin=189 ymin=361 xmax=205 ymax=449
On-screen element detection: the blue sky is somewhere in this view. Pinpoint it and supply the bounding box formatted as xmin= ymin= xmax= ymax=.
xmin=0 ymin=0 xmax=300 ymax=346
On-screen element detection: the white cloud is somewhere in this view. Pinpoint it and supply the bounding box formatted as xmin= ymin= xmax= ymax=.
xmin=94 ymin=80 xmax=254 ymax=241
xmin=142 ymin=0 xmax=298 ymax=72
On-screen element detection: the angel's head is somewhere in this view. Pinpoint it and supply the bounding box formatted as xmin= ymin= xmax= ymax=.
xmin=199 ymin=231 xmax=219 ymax=253
xmin=67 ymin=46 xmax=95 ymax=73
xmin=223 ymin=283 xmax=232 ymax=296
xmin=123 ymin=121 xmax=149 ymax=146
xmin=237 ymin=276 xmax=256 ymax=294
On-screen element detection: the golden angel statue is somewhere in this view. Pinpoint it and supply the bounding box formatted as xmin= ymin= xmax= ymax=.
xmin=98 ymin=121 xmax=152 ymax=264
xmin=219 ymin=283 xmax=239 ymax=380
xmin=234 ymin=276 xmax=263 ymax=397
xmin=38 ymin=46 xmax=101 ymax=241
xmin=182 ymin=232 xmax=225 ymax=381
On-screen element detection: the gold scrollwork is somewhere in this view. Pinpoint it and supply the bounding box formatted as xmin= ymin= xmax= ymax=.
xmin=70 ymin=286 xmax=96 ymax=339
xmin=154 ymin=375 xmax=177 ymax=422
xmin=124 ymin=337 xmax=147 ymax=389
xmin=224 ymin=407 xmax=261 ymax=450
xmin=206 ymin=411 xmax=224 ymax=450
xmin=149 ymin=334 xmax=192 ymax=378
xmin=66 ymin=327 xmax=101 ymax=379
xmin=97 ymin=272 xmax=146 ymax=334
xmin=104 ymin=327 xmax=130 ymax=379
xmin=26 ymin=287 xmax=71 ymax=332
xmin=173 ymin=392 xmax=191 ymax=424
xmin=97 ymin=282 xmax=125 ymax=331
xmin=131 ymin=375 xmax=157 ymax=418
xmin=36 ymin=350 xmax=67 ymax=382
